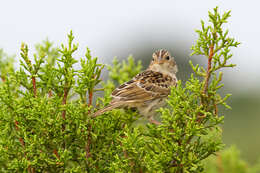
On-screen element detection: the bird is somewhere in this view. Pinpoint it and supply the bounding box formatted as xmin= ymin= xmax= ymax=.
xmin=93 ymin=49 xmax=178 ymax=124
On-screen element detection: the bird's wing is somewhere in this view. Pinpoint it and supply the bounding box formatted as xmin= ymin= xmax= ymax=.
xmin=111 ymin=70 xmax=176 ymax=103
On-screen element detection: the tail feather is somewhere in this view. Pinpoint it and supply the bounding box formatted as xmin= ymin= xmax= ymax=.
xmin=92 ymin=102 xmax=124 ymax=118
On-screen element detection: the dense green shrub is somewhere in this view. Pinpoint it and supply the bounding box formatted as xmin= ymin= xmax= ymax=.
xmin=0 ymin=7 xmax=256 ymax=173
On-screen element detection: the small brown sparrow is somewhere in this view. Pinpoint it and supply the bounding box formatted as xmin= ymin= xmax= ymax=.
xmin=93 ymin=49 xmax=178 ymax=124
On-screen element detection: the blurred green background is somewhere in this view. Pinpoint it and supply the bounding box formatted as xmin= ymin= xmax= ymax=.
xmin=1 ymin=0 xmax=259 ymax=164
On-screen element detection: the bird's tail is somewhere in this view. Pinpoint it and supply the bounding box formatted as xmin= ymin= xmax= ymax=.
xmin=92 ymin=102 xmax=124 ymax=118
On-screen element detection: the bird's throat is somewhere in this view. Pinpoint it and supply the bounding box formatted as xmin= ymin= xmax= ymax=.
xmin=149 ymin=64 xmax=175 ymax=78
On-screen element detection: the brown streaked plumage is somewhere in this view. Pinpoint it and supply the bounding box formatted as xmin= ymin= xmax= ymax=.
xmin=93 ymin=49 xmax=178 ymax=124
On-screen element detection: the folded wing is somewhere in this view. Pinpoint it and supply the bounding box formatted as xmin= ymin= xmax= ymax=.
xmin=111 ymin=70 xmax=176 ymax=104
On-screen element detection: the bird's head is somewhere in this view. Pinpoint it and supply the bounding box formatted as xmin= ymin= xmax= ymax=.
xmin=149 ymin=49 xmax=178 ymax=76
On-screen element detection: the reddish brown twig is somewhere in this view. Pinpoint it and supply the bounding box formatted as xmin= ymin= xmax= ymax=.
xmin=197 ymin=44 xmax=215 ymax=122
xmin=28 ymin=166 xmax=35 ymax=173
xmin=53 ymin=149 xmax=60 ymax=159
xmin=32 ymin=76 xmax=37 ymax=97
xmin=217 ymin=153 xmax=224 ymax=173
xmin=14 ymin=120 xmax=19 ymax=131
xmin=203 ymin=44 xmax=214 ymax=94
xmin=88 ymin=91 xmax=93 ymax=107
xmin=214 ymin=103 xmax=218 ymax=116
xmin=14 ymin=120 xmax=33 ymax=171
xmin=14 ymin=120 xmax=25 ymax=147
xmin=19 ymin=138 xmax=25 ymax=147
xmin=86 ymin=90 xmax=94 ymax=159
xmin=1 ymin=76 xmax=5 ymax=82
xmin=85 ymin=123 xmax=92 ymax=159
xmin=119 ymin=135 xmax=138 ymax=170
xmin=62 ymin=87 xmax=69 ymax=120
xmin=48 ymin=90 xmax=53 ymax=98
xmin=120 ymin=135 xmax=128 ymax=158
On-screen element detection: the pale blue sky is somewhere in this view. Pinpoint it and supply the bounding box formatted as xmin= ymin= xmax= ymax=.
xmin=0 ymin=0 xmax=259 ymax=91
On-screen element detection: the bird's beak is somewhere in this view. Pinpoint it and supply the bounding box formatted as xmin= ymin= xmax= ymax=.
xmin=158 ymin=57 xmax=163 ymax=64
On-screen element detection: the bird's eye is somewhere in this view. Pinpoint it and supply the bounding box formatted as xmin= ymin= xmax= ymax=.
xmin=166 ymin=56 xmax=170 ymax=60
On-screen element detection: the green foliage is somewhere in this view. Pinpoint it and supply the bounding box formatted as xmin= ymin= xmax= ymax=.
xmin=191 ymin=6 xmax=240 ymax=74
xmin=0 ymin=49 xmax=15 ymax=81
xmin=0 ymin=31 xmax=139 ymax=172
xmin=204 ymin=146 xmax=260 ymax=173
xmin=0 ymin=7 xmax=250 ymax=173
xmin=107 ymin=56 xmax=142 ymax=85
xmin=75 ymin=47 xmax=104 ymax=105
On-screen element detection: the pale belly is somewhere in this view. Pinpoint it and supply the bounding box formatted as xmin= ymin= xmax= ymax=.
xmin=137 ymin=98 xmax=167 ymax=118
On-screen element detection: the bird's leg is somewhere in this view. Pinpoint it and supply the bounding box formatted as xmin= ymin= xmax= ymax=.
xmin=148 ymin=118 xmax=161 ymax=125
xmin=144 ymin=106 xmax=162 ymax=125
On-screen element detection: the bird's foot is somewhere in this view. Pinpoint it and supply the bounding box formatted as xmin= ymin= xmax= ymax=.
xmin=148 ymin=118 xmax=161 ymax=125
